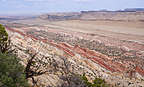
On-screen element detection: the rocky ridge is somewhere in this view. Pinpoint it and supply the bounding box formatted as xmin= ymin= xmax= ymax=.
xmin=5 ymin=26 xmax=144 ymax=87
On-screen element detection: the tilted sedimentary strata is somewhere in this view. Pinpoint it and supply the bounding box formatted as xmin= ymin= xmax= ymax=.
xmin=5 ymin=26 xmax=144 ymax=87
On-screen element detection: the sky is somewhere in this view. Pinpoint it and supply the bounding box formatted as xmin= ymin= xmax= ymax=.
xmin=0 ymin=0 xmax=144 ymax=15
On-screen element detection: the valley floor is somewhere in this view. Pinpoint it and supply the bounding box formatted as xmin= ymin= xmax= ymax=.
xmin=4 ymin=19 xmax=144 ymax=87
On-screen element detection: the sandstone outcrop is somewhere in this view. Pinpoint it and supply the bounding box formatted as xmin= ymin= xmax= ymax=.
xmin=5 ymin=26 xmax=144 ymax=87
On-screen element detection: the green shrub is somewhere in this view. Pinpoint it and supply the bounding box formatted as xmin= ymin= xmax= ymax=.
xmin=0 ymin=53 xmax=29 ymax=87
xmin=0 ymin=24 xmax=8 ymax=42
xmin=0 ymin=24 xmax=10 ymax=53
xmin=81 ymin=74 xmax=93 ymax=87
xmin=81 ymin=74 xmax=109 ymax=87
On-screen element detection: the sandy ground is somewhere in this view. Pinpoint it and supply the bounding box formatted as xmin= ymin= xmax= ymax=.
xmin=14 ymin=19 xmax=144 ymax=43
xmin=47 ymin=20 xmax=144 ymax=35
xmin=45 ymin=20 xmax=144 ymax=43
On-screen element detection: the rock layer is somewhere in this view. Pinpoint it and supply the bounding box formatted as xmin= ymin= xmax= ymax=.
xmin=5 ymin=26 xmax=144 ymax=87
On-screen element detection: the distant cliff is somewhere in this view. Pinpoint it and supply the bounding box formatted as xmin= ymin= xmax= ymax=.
xmin=39 ymin=12 xmax=81 ymax=21
xmin=124 ymin=8 xmax=144 ymax=12
xmin=1 ymin=9 xmax=144 ymax=22
xmin=80 ymin=11 xmax=144 ymax=21
xmin=0 ymin=16 xmax=36 ymax=21
xmin=39 ymin=10 xmax=144 ymax=22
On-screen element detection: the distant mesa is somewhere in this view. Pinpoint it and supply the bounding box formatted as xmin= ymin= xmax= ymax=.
xmin=124 ymin=8 xmax=144 ymax=12
xmin=38 ymin=8 xmax=144 ymax=21
xmin=1 ymin=8 xmax=144 ymax=22
xmin=0 ymin=16 xmax=36 ymax=21
xmin=39 ymin=12 xmax=81 ymax=21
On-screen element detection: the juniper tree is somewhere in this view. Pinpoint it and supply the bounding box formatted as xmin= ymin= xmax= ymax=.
xmin=0 ymin=24 xmax=11 ymax=53
xmin=0 ymin=24 xmax=8 ymax=42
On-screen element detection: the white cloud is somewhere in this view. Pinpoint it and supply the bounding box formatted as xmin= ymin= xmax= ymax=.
xmin=0 ymin=0 xmax=94 ymax=3
xmin=0 ymin=0 xmax=7 ymax=1
xmin=24 ymin=0 xmax=93 ymax=2
xmin=24 ymin=0 xmax=56 ymax=2
xmin=74 ymin=0 xmax=94 ymax=2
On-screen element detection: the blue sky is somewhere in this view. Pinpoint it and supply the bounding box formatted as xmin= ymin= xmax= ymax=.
xmin=0 ymin=0 xmax=144 ymax=15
